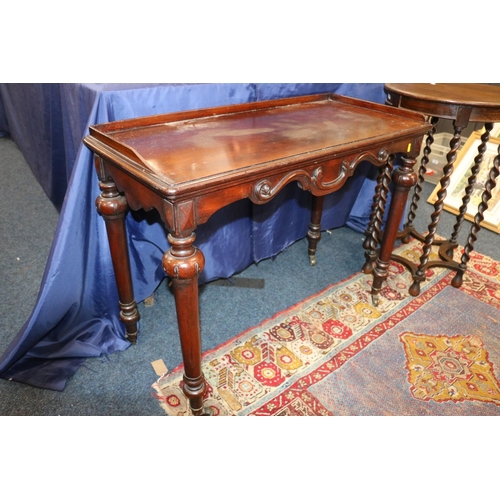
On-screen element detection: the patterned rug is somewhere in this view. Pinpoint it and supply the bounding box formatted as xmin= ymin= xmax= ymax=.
xmin=152 ymin=238 xmax=500 ymax=416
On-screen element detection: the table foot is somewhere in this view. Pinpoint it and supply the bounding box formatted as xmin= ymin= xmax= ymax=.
xmin=371 ymin=292 xmax=380 ymax=307
xmin=182 ymin=374 xmax=206 ymax=416
xmin=408 ymin=280 xmax=421 ymax=297
xmin=451 ymin=271 xmax=464 ymax=288
xmin=200 ymin=407 xmax=215 ymax=416
xmin=126 ymin=333 xmax=137 ymax=344
xmin=362 ymin=259 xmax=375 ymax=274
xmin=119 ymin=300 xmax=139 ymax=343
xmin=371 ymin=258 xmax=387 ymax=307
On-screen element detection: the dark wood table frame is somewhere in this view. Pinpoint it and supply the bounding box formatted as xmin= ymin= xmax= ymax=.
xmin=379 ymin=83 xmax=500 ymax=296
xmin=83 ymin=93 xmax=430 ymax=415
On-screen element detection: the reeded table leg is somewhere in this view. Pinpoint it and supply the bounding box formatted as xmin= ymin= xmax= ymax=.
xmin=96 ymin=178 xmax=140 ymax=343
xmin=307 ymin=195 xmax=324 ymax=266
xmin=371 ymin=155 xmax=417 ymax=306
xmin=163 ymin=232 xmax=210 ymax=416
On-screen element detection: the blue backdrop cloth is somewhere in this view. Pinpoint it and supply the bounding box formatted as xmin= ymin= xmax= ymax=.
xmin=0 ymin=83 xmax=387 ymax=390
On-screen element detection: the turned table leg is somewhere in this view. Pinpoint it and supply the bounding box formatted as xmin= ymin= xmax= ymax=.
xmin=371 ymin=155 xmax=417 ymax=306
xmin=307 ymin=195 xmax=324 ymax=266
xmin=96 ymin=178 xmax=140 ymax=343
xmin=162 ymin=232 xmax=209 ymax=416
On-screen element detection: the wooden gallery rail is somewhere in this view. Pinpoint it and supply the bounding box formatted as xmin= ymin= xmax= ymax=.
xmin=83 ymin=94 xmax=431 ymax=415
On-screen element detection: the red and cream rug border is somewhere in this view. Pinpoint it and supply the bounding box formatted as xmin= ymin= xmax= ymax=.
xmin=152 ymin=241 xmax=500 ymax=416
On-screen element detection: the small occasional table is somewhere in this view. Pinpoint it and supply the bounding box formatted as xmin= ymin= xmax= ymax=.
xmin=83 ymin=93 xmax=430 ymax=415
xmin=382 ymin=83 xmax=500 ymax=296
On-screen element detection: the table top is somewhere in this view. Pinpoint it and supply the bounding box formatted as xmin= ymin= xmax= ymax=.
xmin=84 ymin=93 xmax=429 ymax=201
xmin=384 ymin=83 xmax=500 ymax=123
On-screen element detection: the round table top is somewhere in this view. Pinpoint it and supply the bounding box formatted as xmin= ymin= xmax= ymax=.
xmin=384 ymin=83 xmax=500 ymax=123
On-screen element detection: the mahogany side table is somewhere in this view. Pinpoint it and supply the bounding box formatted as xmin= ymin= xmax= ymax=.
xmin=371 ymin=83 xmax=500 ymax=296
xmin=83 ymin=93 xmax=430 ymax=415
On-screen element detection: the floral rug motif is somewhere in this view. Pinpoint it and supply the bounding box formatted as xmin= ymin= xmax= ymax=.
xmin=400 ymin=332 xmax=500 ymax=405
xmin=152 ymin=239 xmax=500 ymax=416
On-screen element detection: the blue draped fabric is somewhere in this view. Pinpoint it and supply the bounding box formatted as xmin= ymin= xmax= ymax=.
xmin=0 ymin=83 xmax=386 ymax=390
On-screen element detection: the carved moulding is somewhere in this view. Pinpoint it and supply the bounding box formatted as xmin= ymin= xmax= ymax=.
xmin=250 ymin=147 xmax=391 ymax=204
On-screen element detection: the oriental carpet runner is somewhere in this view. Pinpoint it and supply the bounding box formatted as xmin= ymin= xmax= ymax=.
xmin=152 ymin=238 xmax=500 ymax=416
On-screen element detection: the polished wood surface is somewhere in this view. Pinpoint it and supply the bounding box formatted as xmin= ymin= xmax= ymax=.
xmin=383 ymin=83 xmax=500 ymax=295
xmin=88 ymin=94 xmax=428 ymax=201
xmin=385 ymin=83 xmax=500 ymax=124
xmin=84 ymin=93 xmax=431 ymax=415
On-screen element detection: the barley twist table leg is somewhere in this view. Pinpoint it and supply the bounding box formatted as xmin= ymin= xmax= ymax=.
xmin=410 ymin=123 xmax=463 ymax=296
xmin=450 ymin=124 xmax=493 ymax=243
xmin=402 ymin=117 xmax=440 ymax=242
xmin=362 ymin=159 xmax=393 ymax=274
xmin=452 ymin=141 xmax=500 ymax=287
